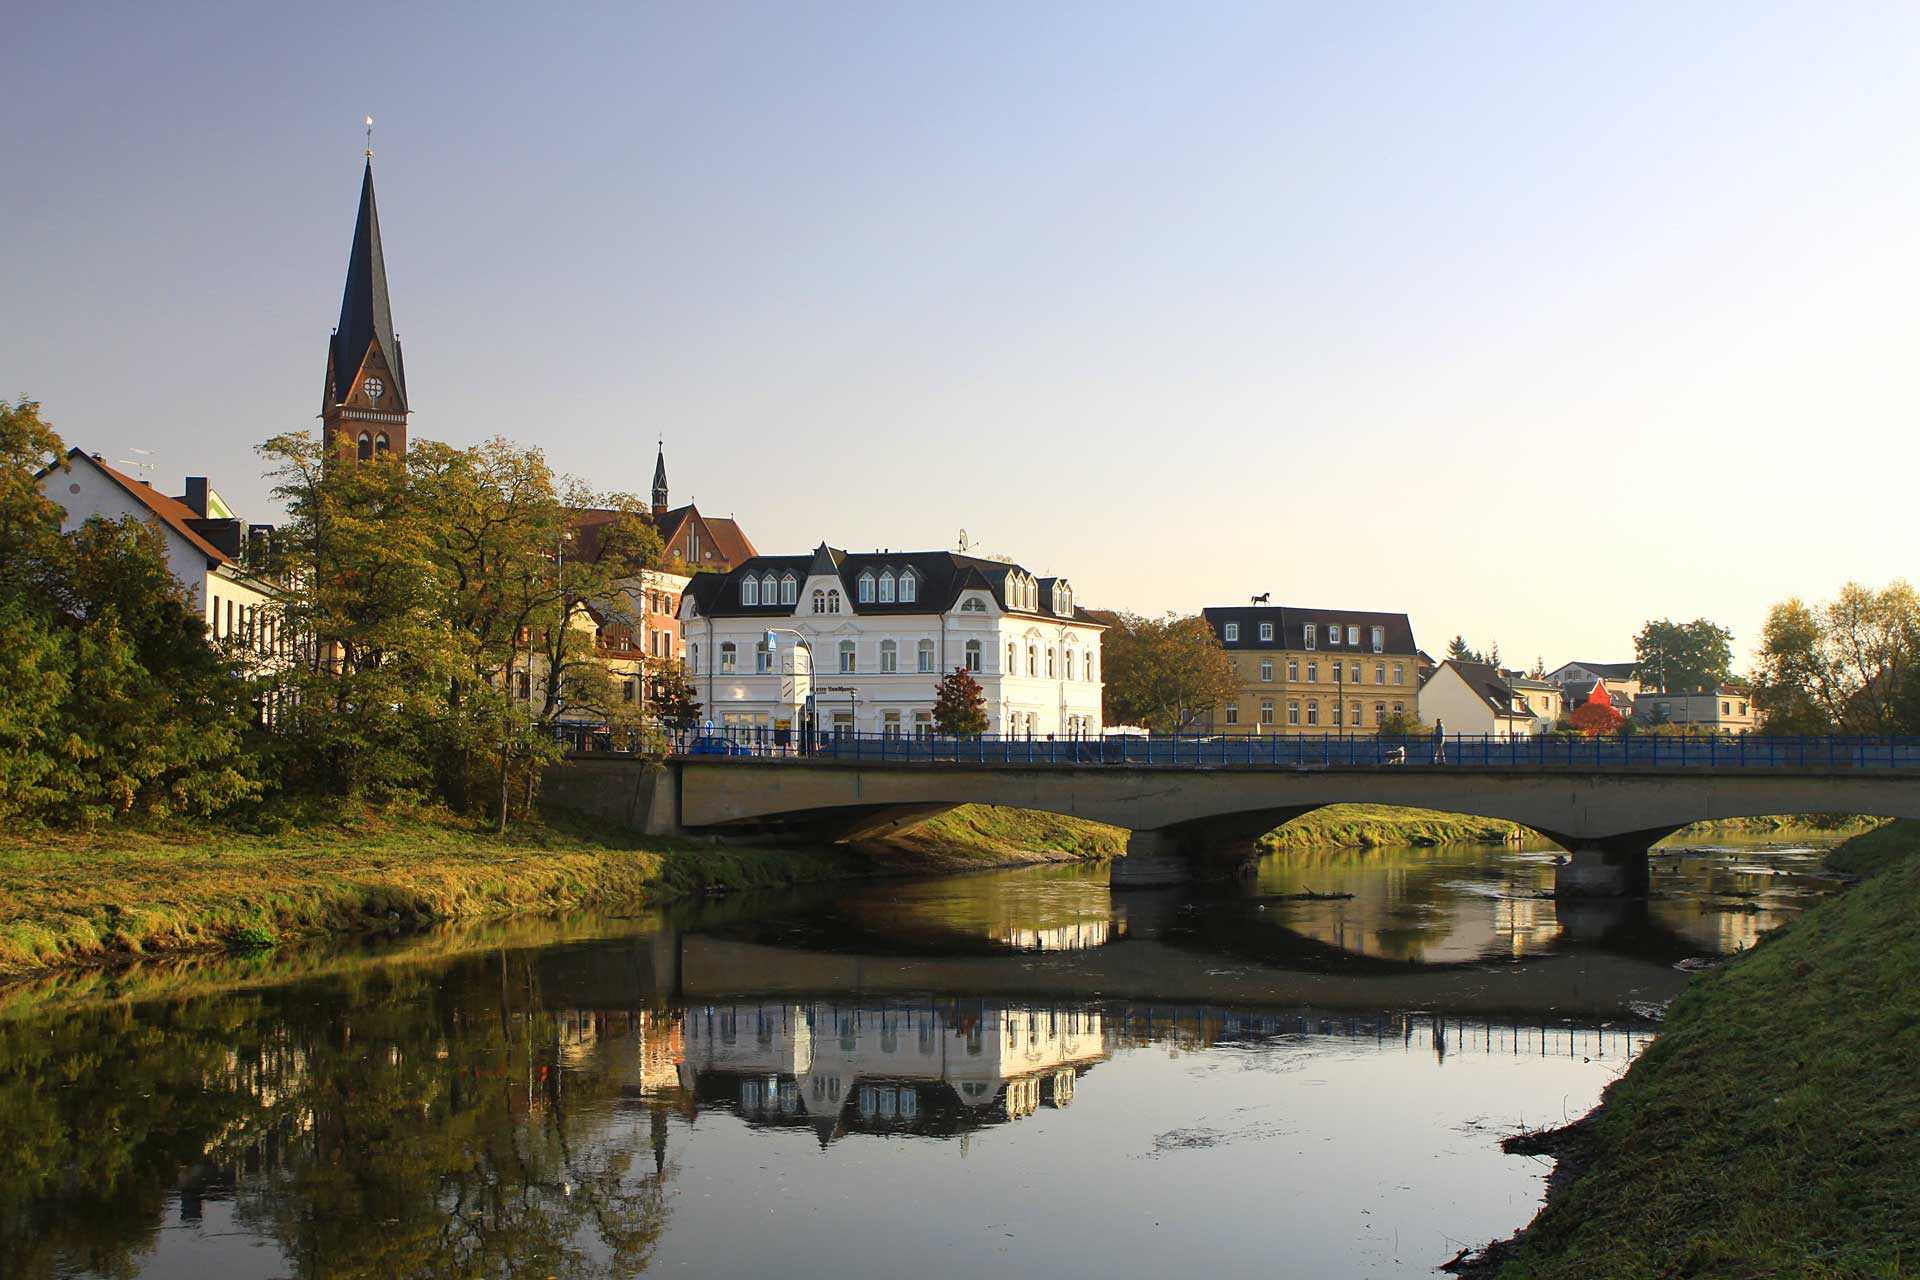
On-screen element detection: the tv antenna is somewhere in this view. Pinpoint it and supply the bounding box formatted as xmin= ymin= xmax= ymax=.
xmin=956 ymin=527 xmax=972 ymax=552
xmin=116 ymin=447 xmax=156 ymax=482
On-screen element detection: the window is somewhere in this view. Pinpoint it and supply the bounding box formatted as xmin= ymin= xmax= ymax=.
xmin=1347 ymin=625 xmax=1360 ymax=646
xmin=858 ymin=571 xmax=875 ymax=603
xmin=812 ymin=589 xmax=826 ymax=613
xmin=1393 ymin=663 xmax=1404 ymax=685
xmin=1007 ymin=642 xmax=1017 ymax=673
xmin=1260 ymin=660 xmax=1273 ymax=683
xmin=961 ymin=596 xmax=985 ymax=612
xmin=1027 ymin=645 xmax=1038 ymax=676
xmin=1287 ymin=659 xmax=1299 ymax=681
xmin=1393 ymin=702 xmax=1404 ymax=715
xmin=878 ymin=571 xmax=896 ymax=603
xmin=1327 ymin=625 xmax=1341 ymax=646
xmin=918 ymin=639 xmax=935 ymax=672
xmin=883 ymin=710 xmax=902 ymax=739
xmin=1225 ymin=703 xmax=1239 ymax=725
xmin=1371 ymin=626 xmax=1385 ymax=653
xmin=756 ymin=641 xmax=772 ymax=673
xmin=1046 ymin=648 xmax=1056 ymax=677
xmin=1740 ymin=702 xmax=1749 ymax=716
xmin=1375 ymin=662 xmax=1386 ymax=685
xmin=517 ymin=672 xmax=530 ymax=698
xmin=374 ymin=433 xmax=389 ymax=454
xmin=720 ymin=642 xmax=737 ymax=674
xmin=965 ymin=639 xmax=982 ymax=671
xmin=899 ymin=570 xmax=918 ymax=603
xmin=839 ymin=640 xmax=856 ymax=673
xmin=1224 ymin=622 xmax=1240 ymax=643
xmin=1722 ymin=700 xmax=1731 ymax=715
xmin=1306 ymin=700 xmax=1319 ymax=725
xmin=1304 ymin=624 xmax=1317 ymax=650
xmin=1333 ymin=701 xmax=1343 ymax=726
xmin=1085 ymin=651 xmax=1094 ymax=681
xmin=1351 ymin=662 xmax=1362 ymax=683
xmin=741 ymin=577 xmax=759 ymax=606
xmin=1374 ymin=702 xmax=1385 ymax=726
xmin=1350 ymin=701 xmax=1361 ymax=725
xmin=689 ymin=642 xmax=699 ymax=672
xmin=1306 ymin=660 xmax=1318 ymax=682
xmin=1260 ymin=700 xmax=1274 ymax=725
xmin=357 ymin=432 xmax=372 ymax=461
xmin=1259 ymin=622 xmax=1273 ymax=642
xmin=760 ymin=572 xmax=777 ymax=602
xmin=880 ymin=640 xmax=898 ymax=672
xmin=623 ymin=679 xmax=637 ymax=704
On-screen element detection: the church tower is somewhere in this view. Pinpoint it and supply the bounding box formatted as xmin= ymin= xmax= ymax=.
xmin=652 ymin=442 xmax=670 ymax=515
xmin=322 ymin=157 xmax=409 ymax=460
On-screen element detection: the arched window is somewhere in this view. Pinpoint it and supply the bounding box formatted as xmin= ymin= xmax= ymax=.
xmin=374 ymin=433 xmax=390 ymax=454
xmin=780 ymin=573 xmax=797 ymax=604
xmin=827 ymin=590 xmax=841 ymax=613
xmin=1084 ymin=651 xmax=1094 ymax=681
xmin=899 ymin=570 xmax=918 ymax=603
xmin=1007 ymin=641 xmax=1017 ymax=672
xmin=1046 ymin=647 xmax=1056 ymax=677
xmin=960 ymin=596 xmax=984 ymax=612
xmin=741 ymin=577 xmax=760 ymax=606
xmin=761 ymin=571 xmax=778 ymax=602
xmin=720 ymin=642 xmax=737 ymax=673
xmin=1064 ymin=642 xmax=1076 ymax=680
xmin=880 ymin=639 xmax=897 ymax=672
xmin=917 ymin=639 xmax=935 ymax=672
xmin=1027 ymin=644 xmax=1038 ymax=677
xmin=878 ymin=571 xmax=896 ymax=603
xmin=857 ymin=571 xmax=875 ymax=603
xmin=356 ymin=432 xmax=372 ymax=461
xmin=964 ymin=639 xmax=982 ymax=671
xmin=756 ymin=641 xmax=772 ymax=673
xmin=812 ymin=589 xmax=826 ymax=614
xmin=839 ymin=640 xmax=856 ymax=673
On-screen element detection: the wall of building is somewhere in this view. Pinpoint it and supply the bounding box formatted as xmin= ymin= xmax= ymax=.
xmin=1210 ymin=649 xmax=1417 ymax=735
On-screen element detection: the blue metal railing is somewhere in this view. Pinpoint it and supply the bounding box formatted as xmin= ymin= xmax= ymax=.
xmin=656 ymin=730 xmax=1920 ymax=771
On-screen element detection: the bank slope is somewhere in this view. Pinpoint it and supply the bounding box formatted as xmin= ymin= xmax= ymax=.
xmin=1493 ymin=821 xmax=1920 ymax=1278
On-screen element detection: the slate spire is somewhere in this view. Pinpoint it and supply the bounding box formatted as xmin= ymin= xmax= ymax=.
xmin=651 ymin=441 xmax=670 ymax=514
xmin=330 ymin=158 xmax=406 ymax=410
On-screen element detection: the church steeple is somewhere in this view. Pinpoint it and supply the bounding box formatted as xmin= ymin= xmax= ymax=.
xmin=651 ymin=442 xmax=670 ymax=515
xmin=323 ymin=157 xmax=409 ymax=460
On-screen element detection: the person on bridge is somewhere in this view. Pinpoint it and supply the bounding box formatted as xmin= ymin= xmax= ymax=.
xmin=1431 ymin=718 xmax=1447 ymax=764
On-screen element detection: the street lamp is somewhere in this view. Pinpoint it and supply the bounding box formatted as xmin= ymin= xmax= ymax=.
xmin=763 ymin=627 xmax=820 ymax=753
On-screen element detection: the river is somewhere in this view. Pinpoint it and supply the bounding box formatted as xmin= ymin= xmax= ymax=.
xmin=0 ymin=831 xmax=1853 ymax=1278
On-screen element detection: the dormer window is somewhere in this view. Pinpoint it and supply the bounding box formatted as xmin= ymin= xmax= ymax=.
xmin=1305 ymin=624 xmax=1317 ymax=650
xmin=812 ymin=589 xmax=826 ymax=614
xmin=960 ymin=595 xmax=985 ymax=613
xmin=1371 ymin=626 xmax=1384 ymax=653
xmin=878 ymin=570 xmax=896 ymax=603
xmin=1259 ymin=622 xmax=1273 ymax=642
xmin=900 ymin=570 xmax=918 ymax=603
xmin=1328 ymin=625 xmax=1342 ymax=646
xmin=1347 ymin=625 xmax=1360 ymax=646
xmin=858 ymin=571 xmax=875 ymax=603
xmin=761 ymin=571 xmax=778 ymax=603
xmin=780 ymin=573 xmax=797 ymax=605
xmin=741 ymin=576 xmax=760 ymax=606
xmin=1224 ymin=622 xmax=1240 ymax=643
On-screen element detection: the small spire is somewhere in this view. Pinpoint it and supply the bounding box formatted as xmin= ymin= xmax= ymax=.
xmin=365 ymin=115 xmax=374 ymax=159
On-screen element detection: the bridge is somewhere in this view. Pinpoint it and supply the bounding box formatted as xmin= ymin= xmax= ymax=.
xmin=542 ymin=733 xmax=1920 ymax=896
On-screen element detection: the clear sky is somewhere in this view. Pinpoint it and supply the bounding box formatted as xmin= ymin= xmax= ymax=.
xmin=7 ymin=2 xmax=1916 ymax=670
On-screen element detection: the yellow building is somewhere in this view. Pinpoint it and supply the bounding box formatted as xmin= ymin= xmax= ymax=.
xmin=1200 ymin=606 xmax=1420 ymax=735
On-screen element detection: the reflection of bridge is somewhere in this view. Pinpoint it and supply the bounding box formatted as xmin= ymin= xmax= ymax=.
xmin=547 ymin=751 xmax=1920 ymax=895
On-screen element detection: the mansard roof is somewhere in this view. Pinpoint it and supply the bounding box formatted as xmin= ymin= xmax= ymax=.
xmin=685 ymin=547 xmax=1103 ymax=624
xmin=329 ymin=160 xmax=406 ymax=409
xmin=1202 ymin=605 xmax=1419 ymax=655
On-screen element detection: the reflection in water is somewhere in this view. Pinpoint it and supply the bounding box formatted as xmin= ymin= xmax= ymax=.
xmin=0 ymin=833 xmax=1843 ymax=1279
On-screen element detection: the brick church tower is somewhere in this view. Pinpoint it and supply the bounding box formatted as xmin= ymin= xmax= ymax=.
xmin=322 ymin=158 xmax=409 ymax=460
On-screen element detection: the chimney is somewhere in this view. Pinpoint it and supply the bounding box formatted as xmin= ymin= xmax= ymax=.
xmin=185 ymin=477 xmax=209 ymax=516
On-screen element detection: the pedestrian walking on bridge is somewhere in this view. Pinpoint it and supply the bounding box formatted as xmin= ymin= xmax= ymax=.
xmin=1431 ymin=718 xmax=1447 ymax=764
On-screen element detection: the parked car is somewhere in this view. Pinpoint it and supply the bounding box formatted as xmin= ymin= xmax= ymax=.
xmin=686 ymin=735 xmax=752 ymax=757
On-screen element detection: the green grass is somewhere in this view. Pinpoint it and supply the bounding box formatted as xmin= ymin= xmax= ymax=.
xmin=1259 ymin=803 xmax=1520 ymax=850
xmin=869 ymin=804 xmax=1127 ymax=865
xmin=0 ymin=809 xmax=865 ymax=978
xmin=1492 ymin=818 xmax=1920 ymax=1278
xmin=1825 ymin=820 xmax=1920 ymax=879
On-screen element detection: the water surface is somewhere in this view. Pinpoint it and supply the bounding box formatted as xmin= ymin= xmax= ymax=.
xmin=0 ymin=830 xmax=1848 ymax=1278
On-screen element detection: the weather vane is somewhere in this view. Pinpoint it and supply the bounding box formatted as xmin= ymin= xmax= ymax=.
xmin=365 ymin=115 xmax=374 ymax=158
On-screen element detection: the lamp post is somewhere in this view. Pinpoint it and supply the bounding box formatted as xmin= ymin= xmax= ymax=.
xmin=763 ymin=627 xmax=820 ymax=753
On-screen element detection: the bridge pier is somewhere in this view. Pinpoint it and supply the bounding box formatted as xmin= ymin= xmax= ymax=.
xmin=1554 ymin=848 xmax=1652 ymax=899
xmin=1110 ymin=829 xmax=1195 ymax=888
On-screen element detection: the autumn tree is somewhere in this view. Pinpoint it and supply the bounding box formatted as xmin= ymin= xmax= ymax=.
xmin=1753 ymin=582 xmax=1919 ymax=733
xmin=1096 ymin=611 xmax=1238 ymax=732
xmin=1569 ymin=699 xmax=1625 ymax=736
xmin=1634 ymin=617 xmax=1735 ymax=693
xmin=649 ymin=665 xmax=703 ymax=736
xmin=931 ymin=666 xmax=988 ymax=736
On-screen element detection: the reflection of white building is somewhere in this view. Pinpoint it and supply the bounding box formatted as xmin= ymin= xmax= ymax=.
xmin=679 ymin=1001 xmax=1106 ymax=1135
xmin=1001 ymin=919 xmax=1124 ymax=952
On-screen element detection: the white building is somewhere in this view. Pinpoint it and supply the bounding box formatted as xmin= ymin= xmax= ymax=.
xmin=678 ymin=544 xmax=1104 ymax=738
xmin=39 ymin=449 xmax=287 ymax=663
xmin=1418 ymin=660 xmax=1541 ymax=739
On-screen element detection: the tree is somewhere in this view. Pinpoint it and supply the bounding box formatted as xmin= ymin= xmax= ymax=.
xmin=1634 ymin=618 xmax=1735 ymax=692
xmin=1753 ymin=582 xmax=1920 ymax=733
xmin=931 ymin=666 xmax=988 ymax=735
xmin=1095 ymin=611 xmax=1239 ymax=732
xmin=649 ymin=665 xmax=702 ymax=735
xmin=1569 ymin=700 xmax=1624 ymax=736
xmin=1378 ymin=708 xmax=1425 ymax=737
xmin=1445 ymin=635 xmax=1490 ymax=665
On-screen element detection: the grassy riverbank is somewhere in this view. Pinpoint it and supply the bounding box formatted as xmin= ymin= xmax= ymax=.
xmin=0 ymin=812 xmax=876 ymax=978
xmin=1261 ymin=804 xmax=1520 ymax=850
xmin=1483 ymin=820 xmax=1920 ymax=1277
xmin=870 ymin=804 xmax=1126 ymax=866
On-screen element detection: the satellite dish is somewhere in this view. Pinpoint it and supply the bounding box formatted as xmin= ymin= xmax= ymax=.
xmin=957 ymin=528 xmax=971 ymax=552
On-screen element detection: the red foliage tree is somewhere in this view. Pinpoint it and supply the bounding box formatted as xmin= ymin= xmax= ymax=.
xmin=1569 ymin=699 xmax=1624 ymax=736
xmin=931 ymin=666 xmax=989 ymax=736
